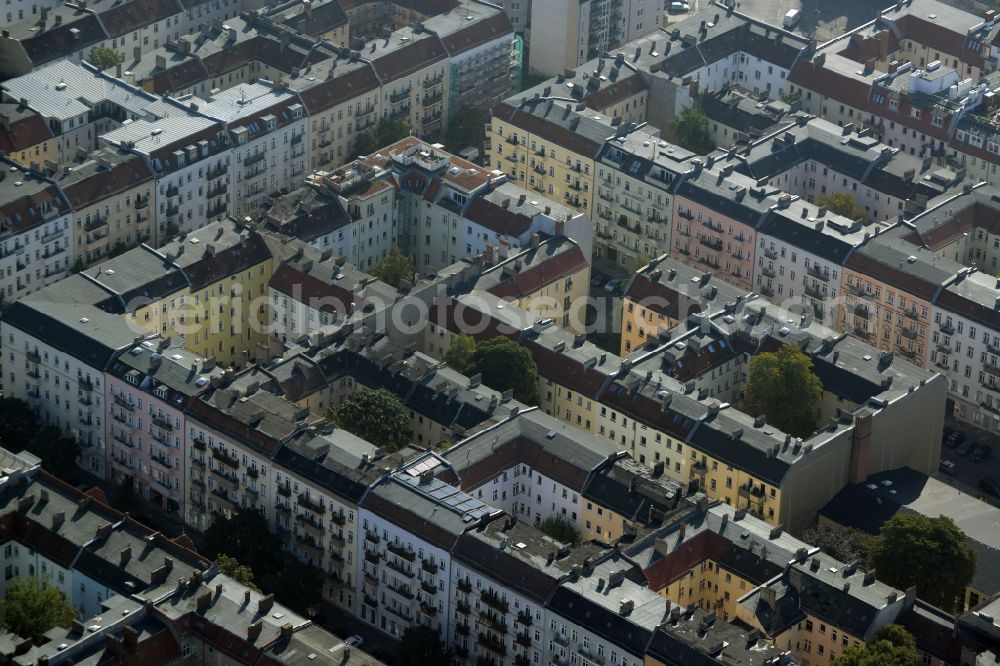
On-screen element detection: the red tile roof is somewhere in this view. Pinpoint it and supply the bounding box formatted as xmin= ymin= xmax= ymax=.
xmin=464 ymin=197 xmax=533 ymax=237
xmin=439 ymin=12 xmax=513 ymax=55
xmin=370 ymin=37 xmax=447 ymax=83
xmin=0 ymin=112 xmax=53 ymax=153
xmin=99 ymin=0 xmax=181 ymax=38
xmin=488 ymin=244 xmax=589 ymax=300
xmin=297 ymin=65 xmax=380 ymax=114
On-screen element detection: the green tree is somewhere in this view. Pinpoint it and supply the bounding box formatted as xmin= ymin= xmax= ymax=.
xmin=665 ymin=106 xmax=716 ymax=155
xmin=517 ymin=68 xmax=549 ymax=93
xmin=444 ymin=334 xmax=477 ymax=373
xmin=352 ymin=129 xmax=378 ymax=158
xmin=25 ymin=426 xmax=81 ymax=477
xmin=376 ymin=119 xmax=411 ymax=146
xmin=369 ymin=245 xmax=414 ymax=289
xmin=0 ymin=397 xmax=41 ymax=447
xmin=871 ymin=513 xmax=975 ymax=612
xmin=202 ymin=509 xmax=283 ymax=574
xmin=797 ymin=522 xmax=875 ymax=567
xmin=107 ymin=240 xmax=129 ymax=259
xmin=743 ymin=344 xmax=822 ymax=438
xmin=831 ymin=631 xmax=920 ymax=666
xmin=0 ymin=577 xmax=77 ymax=643
xmin=445 ymin=105 xmax=489 ymax=154
xmin=272 ymin=562 xmax=324 ymax=615
xmin=873 ymin=625 xmax=917 ymax=651
xmin=539 ymin=517 xmax=580 ymax=545
xmin=217 ymin=554 xmax=259 ymax=592
xmin=816 ymin=193 xmax=868 ymax=221
xmin=472 ymin=336 xmax=539 ymax=405
xmin=396 ymin=625 xmax=451 ymax=666
xmin=329 ymin=388 xmax=411 ymax=451
xmin=87 ymin=46 xmax=124 ymax=71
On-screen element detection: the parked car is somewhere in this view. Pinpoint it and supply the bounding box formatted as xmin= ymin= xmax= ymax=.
xmin=591 ymin=272 xmax=606 ymax=287
xmin=956 ymin=439 xmax=975 ymax=457
xmin=345 ymin=635 xmax=364 ymax=647
xmin=603 ymin=279 xmax=620 ymax=293
xmin=944 ymin=430 xmax=966 ymax=448
xmin=979 ymin=477 xmax=1000 ymax=498
xmin=783 ymin=8 xmax=802 ymax=28
xmin=938 ymin=459 xmax=957 ymax=475
xmin=668 ymin=1 xmax=690 ymax=13
xmin=970 ymin=443 xmax=993 ymax=462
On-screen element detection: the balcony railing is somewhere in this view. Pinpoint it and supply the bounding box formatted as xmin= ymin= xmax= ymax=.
xmin=298 ymin=493 xmax=325 ymax=514
xmin=211 ymin=448 xmax=239 ymax=468
xmin=477 ymin=633 xmax=506 ymax=656
xmin=480 ymin=590 xmax=508 ymax=613
xmin=387 ymin=542 xmax=416 ymax=562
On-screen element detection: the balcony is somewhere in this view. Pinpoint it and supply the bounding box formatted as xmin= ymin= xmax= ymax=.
xmin=939 ymin=321 xmax=955 ymax=335
xmin=389 ymin=88 xmax=412 ymax=104
xmin=421 ymin=92 xmax=443 ymax=107
xmin=134 ymin=194 xmax=149 ymax=209
xmin=699 ymin=236 xmax=723 ymax=251
xmin=903 ymin=308 xmax=918 ymax=320
xmin=421 ymin=581 xmax=438 ymax=596
xmin=456 ymin=623 xmax=471 ymax=636
xmin=206 ymin=165 xmax=228 ymax=180
xmin=165 ymin=205 xmax=180 ymax=218
xmin=150 ymin=453 xmax=172 ymax=470
xmin=244 ymin=152 xmax=266 ymax=166
xmin=479 ymin=611 xmax=507 ymax=634
xmin=515 ymin=631 xmax=531 ymax=648
xmin=152 ymin=416 xmax=173 ymax=432
xmin=901 ymin=327 xmax=917 ymax=340
xmin=211 ymin=447 xmax=239 ymax=468
xmin=296 ymin=513 xmax=324 ymax=536
xmin=854 ymin=305 xmax=870 ymax=319
xmin=421 ymin=559 xmax=438 ymax=575
xmin=298 ymin=493 xmax=325 ymax=514
xmin=477 ymin=633 xmax=506 ymax=657
xmin=480 ymin=590 xmax=508 ymax=613
xmin=365 ymin=531 xmax=380 ymax=544
xmin=207 ymin=203 xmax=227 ymax=218
xmin=420 ymin=603 xmax=437 ymax=617
xmin=803 ymin=283 xmax=824 ymax=300
xmin=388 ymin=104 xmax=411 ymax=120
xmin=517 ymin=611 xmax=532 ymax=627
xmin=207 ymin=184 xmax=227 ymax=199
xmin=761 ymin=267 xmax=776 ymax=278
xmin=165 ymin=185 xmax=180 ymax=198
xmin=423 ymin=75 xmax=444 ymax=89
xmin=807 ymin=265 xmax=830 ymax=282
xmin=763 ymin=247 xmax=778 ymax=260
xmin=386 ymin=583 xmax=414 ymax=601
xmin=386 ymin=558 xmax=415 ymax=578
xmin=277 ymin=484 xmax=291 ymax=497
xmin=457 ymin=580 xmax=472 ymax=594
xmin=295 ymin=534 xmax=324 ymax=554
xmin=457 ymin=601 xmax=471 ymax=615
xmin=363 ymin=594 xmax=378 ymax=608
xmin=290 ymin=132 xmax=304 ymax=145
xmin=26 ymin=351 xmax=41 ymax=364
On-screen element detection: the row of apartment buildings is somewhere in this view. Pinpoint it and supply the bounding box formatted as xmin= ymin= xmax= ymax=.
xmin=0 ymin=447 xmax=388 ymax=666
xmin=0 ymin=0 xmax=517 ymax=302
xmin=482 ymin=0 xmax=1000 ymax=432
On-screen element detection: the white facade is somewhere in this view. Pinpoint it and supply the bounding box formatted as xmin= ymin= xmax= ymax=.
xmin=669 ymin=51 xmax=793 ymax=115
xmin=467 ymin=462 xmax=582 ymax=527
xmin=3 ymin=325 xmax=107 ymax=477
xmin=0 ymin=194 xmax=73 ymax=303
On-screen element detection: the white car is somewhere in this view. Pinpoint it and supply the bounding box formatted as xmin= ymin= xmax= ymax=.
xmin=669 ymin=1 xmax=690 ymax=13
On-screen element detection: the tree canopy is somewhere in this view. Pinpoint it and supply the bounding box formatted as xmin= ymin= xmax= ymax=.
xmin=202 ymin=509 xmax=322 ymax=614
xmin=445 ymin=105 xmax=489 ymax=155
xmin=87 ymin=47 xmax=124 ymax=71
xmin=472 ymin=336 xmax=540 ymax=405
xmin=0 ymin=577 xmax=77 ymax=644
xmin=816 ymin=193 xmax=868 ymax=222
xmin=539 ymin=517 xmax=580 ymax=546
xmin=831 ymin=626 xmax=920 ymax=666
xmin=369 ymin=245 xmax=414 ymax=289
xmin=0 ymin=398 xmax=80 ymax=476
xmin=396 ymin=625 xmax=451 ymax=666
xmin=665 ymin=106 xmax=716 ymax=155
xmin=743 ymin=344 xmax=822 ymax=438
xmin=329 ymin=388 xmax=411 ymax=451
xmin=797 ymin=522 xmax=875 ymax=567
xmin=217 ymin=554 xmax=259 ymax=592
xmin=444 ymin=334 xmax=477 ymax=374
xmin=871 ymin=513 xmax=975 ymax=612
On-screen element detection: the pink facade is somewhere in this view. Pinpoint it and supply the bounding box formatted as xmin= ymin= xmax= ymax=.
xmin=671 ymin=196 xmax=757 ymax=292
xmin=105 ymin=345 xmax=204 ymax=518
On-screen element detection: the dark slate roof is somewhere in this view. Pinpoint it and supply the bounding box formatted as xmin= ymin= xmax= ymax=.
xmin=21 ymin=14 xmax=108 ymax=66
xmin=547 ymin=586 xmax=654 ymax=656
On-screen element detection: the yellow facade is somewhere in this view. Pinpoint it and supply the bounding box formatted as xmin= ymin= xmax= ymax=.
xmin=131 ymin=257 xmax=275 ymax=368
xmin=73 ymin=183 xmax=155 ymax=268
xmin=655 ymin=557 xmax=756 ymax=623
xmin=507 ymin=261 xmax=592 ymax=333
xmin=486 ymin=116 xmax=596 ymax=216
xmin=620 ymin=295 xmax=673 ymax=355
xmin=841 ymin=268 xmax=931 ymax=366
xmin=309 ymin=91 xmax=380 ymax=171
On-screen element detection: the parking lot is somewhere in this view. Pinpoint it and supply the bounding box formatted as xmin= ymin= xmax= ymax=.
xmin=937 ymin=421 xmax=1000 ymax=508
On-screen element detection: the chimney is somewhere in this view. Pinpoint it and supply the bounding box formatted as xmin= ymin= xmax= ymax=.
xmin=123 ymin=626 xmax=139 ymax=649
xmin=196 ymin=591 xmax=212 ymax=612
xmin=248 ymin=621 xmax=263 ymax=641
xmin=280 ymin=623 xmax=293 ymax=640
xmin=120 ymin=544 xmax=132 ymax=566
xmin=52 ymin=511 xmax=65 ymax=529
xmin=244 ymin=589 xmax=251 ymax=605
xmin=258 ymin=593 xmax=275 ymax=612
xmin=531 ymin=233 xmax=540 ymax=249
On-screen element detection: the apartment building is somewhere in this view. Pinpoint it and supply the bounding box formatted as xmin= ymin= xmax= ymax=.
xmin=267 ymin=245 xmax=398 ymax=344
xmin=101 ymin=115 xmax=232 ymax=238
xmin=368 ymin=27 xmax=449 ymax=140
xmin=52 ymin=148 xmax=155 ymax=267
xmin=199 ymin=81 xmax=307 ymax=219
xmin=619 ymin=257 xmax=747 ymax=355
xmin=527 ymin=0 xmax=663 ymax=76
xmin=0 ymin=163 xmax=73 ymax=303
xmin=487 ymin=96 xmax=613 ymax=217
xmin=0 ymin=103 xmax=56 ymax=168
xmin=2 ymin=274 xmax=144 ymax=477
xmin=701 ymin=87 xmax=795 ymax=149
xmin=2 ymin=60 xmax=161 ymax=166
xmin=0 ymin=0 xmax=237 ymax=77
xmin=262 ymin=0 xmax=350 ymax=44
xmin=593 ymin=129 xmax=692 ymax=269
xmin=430 ymin=7 xmax=518 ymax=121
xmin=104 ymin=340 xmax=222 ymax=520
xmin=297 ymin=57 xmax=381 ymax=172
xmin=0 ymin=448 xmax=385 ymax=665
xmin=358 ymin=454 xmax=501 ymax=639
xmin=419 ymin=276 xmax=946 ymax=531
